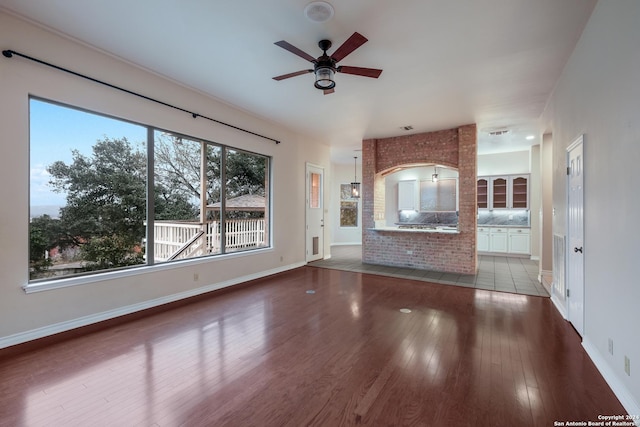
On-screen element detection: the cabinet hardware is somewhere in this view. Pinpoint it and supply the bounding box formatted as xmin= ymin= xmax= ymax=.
xmin=574 ymin=246 xmax=583 ymax=253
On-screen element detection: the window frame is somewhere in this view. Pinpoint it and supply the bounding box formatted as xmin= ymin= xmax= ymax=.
xmin=27 ymin=96 xmax=272 ymax=289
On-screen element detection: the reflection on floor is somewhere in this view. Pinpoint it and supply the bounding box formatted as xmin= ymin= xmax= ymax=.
xmin=309 ymin=245 xmax=548 ymax=297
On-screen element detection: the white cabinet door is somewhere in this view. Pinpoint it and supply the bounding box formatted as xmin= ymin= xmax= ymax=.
xmin=477 ymin=227 xmax=490 ymax=252
xmin=490 ymin=177 xmax=509 ymax=209
xmin=510 ymin=175 xmax=529 ymax=209
xmin=398 ymin=180 xmax=416 ymax=210
xmin=489 ymin=228 xmax=508 ymax=252
xmin=508 ymin=228 xmax=530 ymax=254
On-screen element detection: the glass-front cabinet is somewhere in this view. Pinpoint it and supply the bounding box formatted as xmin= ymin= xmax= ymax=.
xmin=510 ymin=176 xmax=528 ymax=208
xmin=477 ymin=174 xmax=529 ymax=210
xmin=491 ymin=177 xmax=508 ymax=208
xmin=477 ymin=178 xmax=488 ymax=209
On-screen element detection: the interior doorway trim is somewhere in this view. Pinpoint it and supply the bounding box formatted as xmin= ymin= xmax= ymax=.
xmin=305 ymin=162 xmax=325 ymax=262
xmin=565 ymin=134 xmax=585 ymax=337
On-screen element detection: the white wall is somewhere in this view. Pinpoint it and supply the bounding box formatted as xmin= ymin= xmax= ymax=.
xmin=541 ymin=0 xmax=640 ymax=414
xmin=330 ymin=162 xmax=362 ymax=245
xmin=540 ymin=134 xmax=554 ymax=273
xmin=529 ymin=145 xmax=541 ymax=260
xmin=477 ymin=150 xmax=530 ymax=176
xmin=0 ymin=12 xmax=330 ymax=347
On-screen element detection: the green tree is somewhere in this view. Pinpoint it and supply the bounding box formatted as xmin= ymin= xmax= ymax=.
xmin=47 ymin=137 xmax=197 ymax=270
xmin=226 ymin=150 xmax=266 ymax=198
xmin=153 ymin=134 xmax=266 ymax=206
xmin=29 ymin=214 xmax=60 ymax=273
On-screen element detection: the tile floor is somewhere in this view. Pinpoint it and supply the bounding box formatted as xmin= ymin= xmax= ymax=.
xmin=309 ymin=245 xmax=549 ymax=297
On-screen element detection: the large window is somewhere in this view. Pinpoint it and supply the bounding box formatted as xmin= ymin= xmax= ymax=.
xmin=29 ymin=98 xmax=271 ymax=281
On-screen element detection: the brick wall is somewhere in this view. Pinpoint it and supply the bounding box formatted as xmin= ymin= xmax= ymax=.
xmin=362 ymin=124 xmax=477 ymax=274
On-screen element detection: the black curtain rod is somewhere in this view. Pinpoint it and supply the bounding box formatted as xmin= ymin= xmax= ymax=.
xmin=2 ymin=49 xmax=280 ymax=145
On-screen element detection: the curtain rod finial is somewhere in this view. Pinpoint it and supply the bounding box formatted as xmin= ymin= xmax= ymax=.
xmin=2 ymin=50 xmax=14 ymax=58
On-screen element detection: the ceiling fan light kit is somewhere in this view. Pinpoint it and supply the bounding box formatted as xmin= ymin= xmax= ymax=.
xmin=273 ymin=32 xmax=382 ymax=94
xmin=314 ymin=66 xmax=335 ymax=89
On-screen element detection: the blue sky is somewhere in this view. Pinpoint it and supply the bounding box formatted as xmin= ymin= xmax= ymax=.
xmin=30 ymin=98 xmax=147 ymax=207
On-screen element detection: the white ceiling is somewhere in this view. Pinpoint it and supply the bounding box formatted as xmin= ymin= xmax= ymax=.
xmin=0 ymin=0 xmax=597 ymax=162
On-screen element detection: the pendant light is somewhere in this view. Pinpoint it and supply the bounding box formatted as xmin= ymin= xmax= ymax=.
xmin=432 ymin=166 xmax=439 ymax=182
xmin=351 ymin=156 xmax=360 ymax=198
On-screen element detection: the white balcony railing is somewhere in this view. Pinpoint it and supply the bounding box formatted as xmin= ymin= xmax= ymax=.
xmin=149 ymin=219 xmax=266 ymax=262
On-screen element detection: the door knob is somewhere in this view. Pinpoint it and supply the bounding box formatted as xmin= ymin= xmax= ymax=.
xmin=574 ymin=247 xmax=583 ymax=253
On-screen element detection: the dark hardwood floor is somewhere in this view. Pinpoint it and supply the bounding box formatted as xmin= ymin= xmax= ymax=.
xmin=0 ymin=267 xmax=625 ymax=426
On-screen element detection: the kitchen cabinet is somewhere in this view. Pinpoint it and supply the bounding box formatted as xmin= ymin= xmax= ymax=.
xmin=510 ymin=175 xmax=529 ymax=208
xmin=508 ymin=227 xmax=530 ymax=254
xmin=477 ymin=178 xmax=488 ymax=209
xmin=477 ymin=174 xmax=530 ymax=209
xmin=477 ymin=227 xmax=490 ymax=252
xmin=489 ymin=228 xmax=508 ymax=253
xmin=398 ymin=180 xmax=416 ymax=211
xmin=491 ymin=177 xmax=508 ymax=208
xmin=477 ymin=226 xmax=531 ymax=255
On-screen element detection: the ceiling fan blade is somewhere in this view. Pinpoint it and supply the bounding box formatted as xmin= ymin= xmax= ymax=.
xmin=323 ymin=88 xmax=335 ymax=95
xmin=273 ymin=69 xmax=313 ymax=81
xmin=274 ymin=40 xmax=317 ymax=63
xmin=338 ymin=66 xmax=383 ymax=78
xmin=330 ymin=32 xmax=368 ymax=62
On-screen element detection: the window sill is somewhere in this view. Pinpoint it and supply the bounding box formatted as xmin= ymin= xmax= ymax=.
xmin=23 ymin=247 xmax=273 ymax=294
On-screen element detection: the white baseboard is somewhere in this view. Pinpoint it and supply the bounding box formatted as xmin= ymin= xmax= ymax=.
xmin=583 ymin=338 xmax=640 ymax=417
xmin=0 ymin=262 xmax=306 ymax=350
xmin=551 ymin=293 xmax=568 ymax=320
xmin=530 ymin=255 xmax=540 ymax=261
xmin=331 ymin=242 xmax=362 ymax=246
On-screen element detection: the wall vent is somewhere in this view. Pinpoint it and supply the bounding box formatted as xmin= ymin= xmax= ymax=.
xmin=488 ymin=129 xmax=509 ymax=136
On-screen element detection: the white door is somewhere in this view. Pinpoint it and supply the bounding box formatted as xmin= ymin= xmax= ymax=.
xmin=567 ymin=136 xmax=585 ymax=336
xmin=306 ymin=163 xmax=324 ymax=262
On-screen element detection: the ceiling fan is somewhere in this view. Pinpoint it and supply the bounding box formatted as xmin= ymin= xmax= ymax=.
xmin=272 ymin=32 xmax=383 ymax=95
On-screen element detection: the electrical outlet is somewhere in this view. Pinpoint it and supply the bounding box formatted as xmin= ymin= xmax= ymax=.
xmin=193 ymin=273 xmax=199 ymax=282
xmin=608 ymin=338 xmax=614 ymax=355
xmin=624 ymin=356 xmax=631 ymax=376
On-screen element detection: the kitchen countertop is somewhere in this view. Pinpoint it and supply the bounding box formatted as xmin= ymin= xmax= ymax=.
xmin=369 ymin=226 xmax=460 ymax=234
xmin=477 ymin=224 xmax=530 ymax=228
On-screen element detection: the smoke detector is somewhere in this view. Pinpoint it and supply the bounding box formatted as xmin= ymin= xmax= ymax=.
xmin=304 ymin=2 xmax=335 ymax=23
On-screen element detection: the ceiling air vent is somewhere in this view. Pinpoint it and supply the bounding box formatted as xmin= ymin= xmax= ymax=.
xmin=488 ymin=129 xmax=509 ymax=136
xmin=304 ymin=2 xmax=335 ymax=23
xmin=401 ymin=125 xmax=413 ymax=131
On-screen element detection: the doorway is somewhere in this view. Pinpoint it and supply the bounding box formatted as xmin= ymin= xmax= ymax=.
xmin=306 ymin=163 xmax=324 ymax=262
xmin=567 ymin=135 xmax=585 ymax=337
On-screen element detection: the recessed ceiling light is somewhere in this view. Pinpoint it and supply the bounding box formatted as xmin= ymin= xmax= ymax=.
xmin=526 ymin=135 xmax=535 ymax=140
xmin=304 ymin=2 xmax=334 ymax=23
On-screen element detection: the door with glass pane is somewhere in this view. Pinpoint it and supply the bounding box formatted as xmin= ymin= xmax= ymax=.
xmin=306 ymin=164 xmax=324 ymax=262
